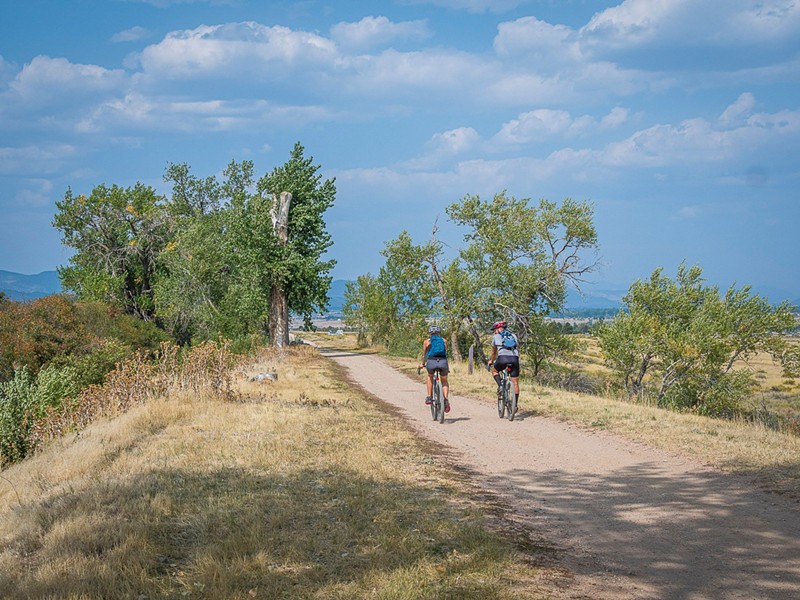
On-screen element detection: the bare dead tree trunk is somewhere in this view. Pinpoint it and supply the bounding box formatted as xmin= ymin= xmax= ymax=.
xmin=426 ymin=220 xmax=463 ymax=361
xmin=269 ymin=192 xmax=291 ymax=347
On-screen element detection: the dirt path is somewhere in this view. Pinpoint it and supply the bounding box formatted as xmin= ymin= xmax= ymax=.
xmin=323 ymin=349 xmax=800 ymax=600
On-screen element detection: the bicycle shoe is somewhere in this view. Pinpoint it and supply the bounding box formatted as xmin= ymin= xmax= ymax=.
xmin=444 ymin=399 xmax=451 ymax=413
xmin=425 ymin=396 xmax=433 ymax=405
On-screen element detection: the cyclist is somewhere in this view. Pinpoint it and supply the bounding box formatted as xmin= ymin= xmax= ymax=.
xmin=419 ymin=325 xmax=450 ymax=413
xmin=488 ymin=321 xmax=520 ymax=407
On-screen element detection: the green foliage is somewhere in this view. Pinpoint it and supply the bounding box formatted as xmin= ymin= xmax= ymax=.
xmin=49 ymin=338 xmax=132 ymax=388
xmin=595 ymin=263 xmax=797 ymax=415
xmin=53 ymin=183 xmax=171 ymax=321
xmin=257 ymin=142 xmax=337 ymax=328
xmin=154 ymin=145 xmax=336 ymax=343
xmin=345 ymin=192 xmax=598 ymax=370
xmin=0 ymin=367 xmax=36 ymax=465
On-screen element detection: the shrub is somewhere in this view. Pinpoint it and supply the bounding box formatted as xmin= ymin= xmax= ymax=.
xmin=0 ymin=368 xmax=37 ymax=465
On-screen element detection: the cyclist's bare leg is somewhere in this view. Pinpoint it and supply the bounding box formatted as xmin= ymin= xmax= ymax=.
xmin=426 ymin=373 xmax=434 ymax=397
xmin=440 ymin=374 xmax=449 ymax=400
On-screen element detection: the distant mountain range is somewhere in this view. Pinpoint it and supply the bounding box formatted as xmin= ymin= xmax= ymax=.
xmin=2 ymin=272 xmax=797 ymax=314
xmin=0 ymin=270 xmax=63 ymax=301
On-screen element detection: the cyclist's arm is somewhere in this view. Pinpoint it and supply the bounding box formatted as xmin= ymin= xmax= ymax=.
xmin=420 ymin=338 xmax=430 ymax=366
xmin=488 ymin=342 xmax=498 ymax=365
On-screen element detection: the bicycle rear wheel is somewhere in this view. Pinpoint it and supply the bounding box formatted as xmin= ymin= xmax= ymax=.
xmin=505 ymin=378 xmax=516 ymax=421
xmin=431 ymin=380 xmax=440 ymax=421
xmin=434 ymin=380 xmax=445 ymax=423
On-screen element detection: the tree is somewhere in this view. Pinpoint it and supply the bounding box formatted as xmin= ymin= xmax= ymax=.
xmin=53 ymin=183 xmax=171 ymax=321
xmin=344 ymin=192 xmax=598 ymax=370
xmin=256 ymin=143 xmax=336 ymax=342
xmin=595 ymin=263 xmax=798 ymax=415
xmin=343 ymin=232 xmax=435 ymax=351
xmin=446 ymin=192 xmax=598 ymax=365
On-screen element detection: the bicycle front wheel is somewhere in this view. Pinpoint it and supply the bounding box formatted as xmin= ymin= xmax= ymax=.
xmin=497 ymin=383 xmax=505 ymax=418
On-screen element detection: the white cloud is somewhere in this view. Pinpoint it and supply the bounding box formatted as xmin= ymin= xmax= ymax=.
xmin=112 ymin=26 xmax=153 ymax=43
xmin=1 ymin=56 xmax=127 ymax=119
xmin=601 ymin=107 xmax=630 ymax=129
xmin=719 ymin=92 xmax=756 ymax=126
xmin=581 ymin=0 xmax=800 ymax=52
xmin=134 ymin=22 xmax=338 ymax=80
xmin=494 ymin=16 xmax=579 ymax=66
xmin=10 ymin=56 xmax=126 ymax=99
xmin=493 ymin=107 xmax=629 ymax=146
xmin=77 ymin=92 xmax=336 ymax=133
xmin=330 ymin=16 xmax=430 ymax=51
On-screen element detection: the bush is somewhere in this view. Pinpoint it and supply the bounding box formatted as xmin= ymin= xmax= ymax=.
xmin=0 ymin=368 xmax=37 ymax=465
xmin=34 ymin=364 xmax=80 ymax=416
xmin=50 ymin=338 xmax=133 ymax=388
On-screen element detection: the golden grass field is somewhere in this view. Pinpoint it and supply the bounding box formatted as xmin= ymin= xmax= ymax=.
xmin=0 ymin=344 xmax=557 ymax=599
xmin=1 ymin=332 xmax=798 ymax=598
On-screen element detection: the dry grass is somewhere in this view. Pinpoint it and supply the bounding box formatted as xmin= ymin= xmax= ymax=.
xmin=0 ymin=344 xmax=554 ymax=599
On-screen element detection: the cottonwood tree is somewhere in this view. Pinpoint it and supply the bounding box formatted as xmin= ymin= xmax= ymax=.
xmin=344 ymin=232 xmax=435 ymax=351
xmin=256 ymin=143 xmax=336 ymax=343
xmin=446 ymin=192 xmax=598 ymax=366
xmin=53 ymin=183 xmax=171 ymax=321
xmin=345 ymin=192 xmax=598 ymax=370
xmin=595 ymin=263 xmax=799 ymax=415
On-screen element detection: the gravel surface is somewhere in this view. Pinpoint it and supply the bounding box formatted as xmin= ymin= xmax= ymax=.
xmin=325 ymin=349 xmax=800 ymax=600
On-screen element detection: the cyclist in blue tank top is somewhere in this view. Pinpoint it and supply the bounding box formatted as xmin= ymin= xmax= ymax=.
xmin=419 ymin=325 xmax=450 ymax=412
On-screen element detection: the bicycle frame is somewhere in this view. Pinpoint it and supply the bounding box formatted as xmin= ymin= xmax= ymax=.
xmin=419 ymin=365 xmax=446 ymax=423
xmin=496 ymin=365 xmax=517 ymax=421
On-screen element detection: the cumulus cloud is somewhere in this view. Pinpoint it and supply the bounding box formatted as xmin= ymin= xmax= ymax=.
xmin=330 ymin=16 xmax=430 ymax=51
xmin=580 ymin=0 xmax=800 ymax=57
xmin=494 ymin=16 xmax=579 ymax=66
xmin=719 ymin=92 xmax=756 ymax=126
xmin=133 ymin=22 xmax=338 ymax=81
xmin=0 ymin=56 xmax=128 ymax=128
xmin=492 ymin=107 xmax=629 ymax=146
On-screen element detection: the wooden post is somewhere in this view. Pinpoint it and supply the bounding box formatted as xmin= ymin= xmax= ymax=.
xmin=269 ymin=191 xmax=291 ymax=347
xmin=468 ymin=345 xmax=474 ymax=374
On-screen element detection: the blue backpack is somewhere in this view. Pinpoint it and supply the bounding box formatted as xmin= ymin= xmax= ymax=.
xmin=427 ymin=334 xmax=447 ymax=358
xmin=500 ymin=329 xmax=517 ymax=350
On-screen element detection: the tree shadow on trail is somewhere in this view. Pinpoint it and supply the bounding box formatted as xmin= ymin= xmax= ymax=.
xmin=480 ymin=460 xmax=800 ymax=600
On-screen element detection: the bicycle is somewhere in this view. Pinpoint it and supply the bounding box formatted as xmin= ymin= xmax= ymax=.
xmin=490 ymin=363 xmax=517 ymax=421
xmin=418 ymin=365 xmax=446 ymax=423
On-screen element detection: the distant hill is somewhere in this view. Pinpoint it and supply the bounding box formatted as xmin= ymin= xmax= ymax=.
xmin=326 ymin=279 xmax=349 ymax=315
xmin=0 ymin=270 xmax=62 ymax=301
xmin=324 ymin=280 xmax=799 ymax=318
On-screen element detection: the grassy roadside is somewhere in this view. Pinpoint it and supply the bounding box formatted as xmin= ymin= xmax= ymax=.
xmin=300 ymin=332 xmax=800 ymax=501
xmin=0 ymin=344 xmax=558 ymax=599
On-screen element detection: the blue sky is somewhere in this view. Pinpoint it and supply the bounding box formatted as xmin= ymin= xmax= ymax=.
xmin=1 ymin=0 xmax=799 ymax=300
